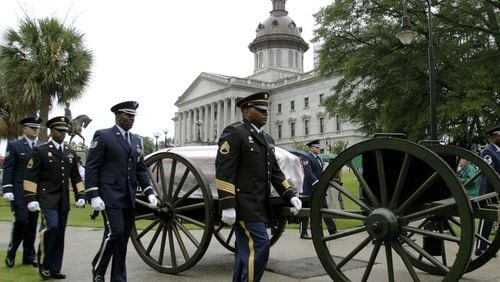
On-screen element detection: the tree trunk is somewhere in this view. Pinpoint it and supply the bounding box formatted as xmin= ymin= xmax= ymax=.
xmin=39 ymin=94 xmax=51 ymax=143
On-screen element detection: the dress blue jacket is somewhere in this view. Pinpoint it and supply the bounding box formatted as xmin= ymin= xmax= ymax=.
xmin=2 ymin=137 xmax=36 ymax=208
xmin=303 ymin=152 xmax=323 ymax=196
xmin=84 ymin=126 xmax=153 ymax=208
xmin=479 ymin=143 xmax=500 ymax=195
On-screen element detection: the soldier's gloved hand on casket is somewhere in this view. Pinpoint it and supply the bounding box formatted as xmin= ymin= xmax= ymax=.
xmin=290 ymin=197 xmax=302 ymax=216
xmin=27 ymin=201 xmax=40 ymax=212
xmin=148 ymin=194 xmax=158 ymax=208
xmin=75 ymin=198 xmax=85 ymax=208
xmin=221 ymin=208 xmax=236 ymax=225
xmin=91 ymin=197 xmax=106 ymax=211
xmin=2 ymin=192 xmax=14 ymax=201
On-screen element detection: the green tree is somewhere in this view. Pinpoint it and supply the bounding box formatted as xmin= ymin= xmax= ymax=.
xmin=313 ymin=0 xmax=499 ymax=149
xmin=141 ymin=136 xmax=155 ymax=155
xmin=0 ymin=16 xmax=93 ymax=141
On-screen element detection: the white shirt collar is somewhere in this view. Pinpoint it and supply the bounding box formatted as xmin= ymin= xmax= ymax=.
xmin=49 ymin=139 xmax=64 ymax=150
xmin=116 ymin=124 xmax=129 ymax=136
xmin=23 ymin=136 xmax=38 ymax=147
xmin=250 ymin=123 xmax=262 ymax=134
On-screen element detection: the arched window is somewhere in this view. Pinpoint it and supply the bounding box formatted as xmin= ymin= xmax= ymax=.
xmin=269 ymin=50 xmax=274 ymax=66
xmin=258 ymin=52 xmax=264 ymax=68
xmin=288 ymin=50 xmax=294 ymax=67
xmin=276 ymin=50 xmax=282 ymax=67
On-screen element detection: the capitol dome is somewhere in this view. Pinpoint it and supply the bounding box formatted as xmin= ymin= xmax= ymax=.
xmin=249 ymin=0 xmax=309 ymax=75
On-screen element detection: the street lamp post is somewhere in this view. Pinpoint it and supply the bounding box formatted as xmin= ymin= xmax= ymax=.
xmin=195 ymin=119 xmax=203 ymax=142
xmin=397 ymin=0 xmax=438 ymax=140
xmin=153 ymin=132 xmax=160 ymax=151
xmin=163 ymin=129 xmax=169 ymax=147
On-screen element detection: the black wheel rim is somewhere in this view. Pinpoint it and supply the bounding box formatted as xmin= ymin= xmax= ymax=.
xmin=310 ymin=138 xmax=473 ymax=282
xmin=131 ymin=151 xmax=214 ymax=274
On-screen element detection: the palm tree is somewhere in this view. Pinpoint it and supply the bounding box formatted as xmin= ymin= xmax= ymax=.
xmin=0 ymin=16 xmax=93 ymax=141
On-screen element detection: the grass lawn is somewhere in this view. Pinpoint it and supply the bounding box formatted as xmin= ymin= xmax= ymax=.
xmin=0 ymin=252 xmax=41 ymax=282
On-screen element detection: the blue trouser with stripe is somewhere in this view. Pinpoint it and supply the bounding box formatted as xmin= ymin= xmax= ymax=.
xmin=233 ymin=221 xmax=269 ymax=282
xmin=39 ymin=209 xmax=68 ymax=272
xmin=92 ymin=207 xmax=133 ymax=282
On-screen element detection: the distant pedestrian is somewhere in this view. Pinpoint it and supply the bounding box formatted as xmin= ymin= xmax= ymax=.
xmin=23 ymin=116 xmax=86 ymax=279
xmin=2 ymin=116 xmax=42 ymax=268
xmin=457 ymin=158 xmax=479 ymax=197
xmin=300 ymin=139 xmax=337 ymax=239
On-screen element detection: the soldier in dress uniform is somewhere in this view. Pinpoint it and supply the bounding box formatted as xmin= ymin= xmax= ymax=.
xmin=23 ymin=116 xmax=86 ymax=279
xmin=215 ymin=91 xmax=302 ymax=282
xmin=475 ymin=125 xmax=500 ymax=256
xmin=299 ymin=140 xmax=337 ymax=239
xmin=2 ymin=116 xmax=42 ymax=268
xmin=85 ymin=101 xmax=157 ymax=282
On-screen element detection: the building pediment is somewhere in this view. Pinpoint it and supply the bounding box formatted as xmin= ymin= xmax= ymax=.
xmin=175 ymin=72 xmax=232 ymax=106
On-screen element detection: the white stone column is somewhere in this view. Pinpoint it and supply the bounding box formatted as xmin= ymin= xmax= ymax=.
xmin=210 ymin=102 xmax=216 ymax=142
xmin=230 ymin=97 xmax=236 ymax=123
xmin=217 ymin=100 xmax=222 ymax=138
xmin=195 ymin=108 xmax=201 ymax=141
xmin=204 ymin=104 xmax=209 ymax=142
xmin=176 ymin=113 xmax=181 ymax=146
xmin=187 ymin=110 xmax=193 ymax=143
xmin=223 ymin=98 xmax=229 ymax=128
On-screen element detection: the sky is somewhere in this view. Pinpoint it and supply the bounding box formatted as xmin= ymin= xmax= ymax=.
xmin=0 ymin=0 xmax=332 ymax=151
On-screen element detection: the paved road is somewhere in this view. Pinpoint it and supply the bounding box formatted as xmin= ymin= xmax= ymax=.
xmin=1 ymin=221 xmax=499 ymax=281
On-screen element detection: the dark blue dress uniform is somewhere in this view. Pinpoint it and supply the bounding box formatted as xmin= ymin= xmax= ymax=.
xmin=85 ymin=101 xmax=154 ymax=282
xmin=2 ymin=116 xmax=42 ymax=267
xmin=23 ymin=117 xmax=84 ymax=276
xmin=216 ymin=92 xmax=296 ymax=282
xmin=476 ymin=126 xmax=500 ymax=255
xmin=300 ymin=140 xmax=337 ymax=237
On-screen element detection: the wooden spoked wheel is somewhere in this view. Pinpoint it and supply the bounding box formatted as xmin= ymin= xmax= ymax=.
xmin=310 ymin=137 xmax=474 ymax=281
xmin=131 ymin=152 xmax=214 ymax=274
xmin=426 ymin=144 xmax=500 ymax=272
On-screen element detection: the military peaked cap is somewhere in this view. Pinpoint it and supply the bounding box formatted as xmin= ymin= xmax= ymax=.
xmin=486 ymin=125 xmax=500 ymax=136
xmin=20 ymin=116 xmax=43 ymax=128
xmin=306 ymin=139 xmax=321 ymax=148
xmin=236 ymin=92 xmax=269 ymax=111
xmin=46 ymin=116 xmax=69 ymax=131
xmin=110 ymin=101 xmax=139 ymax=115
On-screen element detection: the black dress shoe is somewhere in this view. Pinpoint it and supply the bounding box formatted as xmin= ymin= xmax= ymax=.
xmin=22 ymin=259 xmax=38 ymax=267
xmin=5 ymin=256 xmax=15 ymax=268
xmin=51 ymin=271 xmax=66 ymax=279
xmin=300 ymin=234 xmax=312 ymax=240
xmin=39 ymin=267 xmax=52 ymax=279
xmin=329 ymin=230 xmax=338 ymax=235
xmin=93 ymin=273 xmax=105 ymax=282
xmin=475 ymin=249 xmax=485 ymax=256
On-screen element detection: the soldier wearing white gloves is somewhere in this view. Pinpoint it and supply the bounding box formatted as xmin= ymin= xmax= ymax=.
xmin=23 ymin=116 xmax=85 ymax=279
xmin=216 ymin=92 xmax=302 ymax=281
xmin=2 ymin=116 xmax=42 ymax=268
xmin=84 ymin=101 xmax=157 ymax=282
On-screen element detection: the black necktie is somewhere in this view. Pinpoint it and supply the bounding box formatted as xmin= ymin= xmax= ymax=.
xmin=59 ymin=146 xmax=64 ymax=154
xmin=31 ymin=142 xmax=36 ymax=149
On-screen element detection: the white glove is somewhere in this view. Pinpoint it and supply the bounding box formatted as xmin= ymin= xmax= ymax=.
xmin=3 ymin=192 xmax=14 ymax=201
xmin=75 ymin=198 xmax=85 ymax=208
xmin=27 ymin=201 xmax=40 ymax=212
xmin=290 ymin=197 xmax=302 ymax=216
xmin=91 ymin=197 xmax=106 ymax=211
xmin=148 ymin=194 xmax=158 ymax=208
xmin=221 ymin=208 xmax=236 ymax=225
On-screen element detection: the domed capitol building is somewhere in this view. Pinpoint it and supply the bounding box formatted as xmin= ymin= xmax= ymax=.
xmin=172 ymin=0 xmax=366 ymax=150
